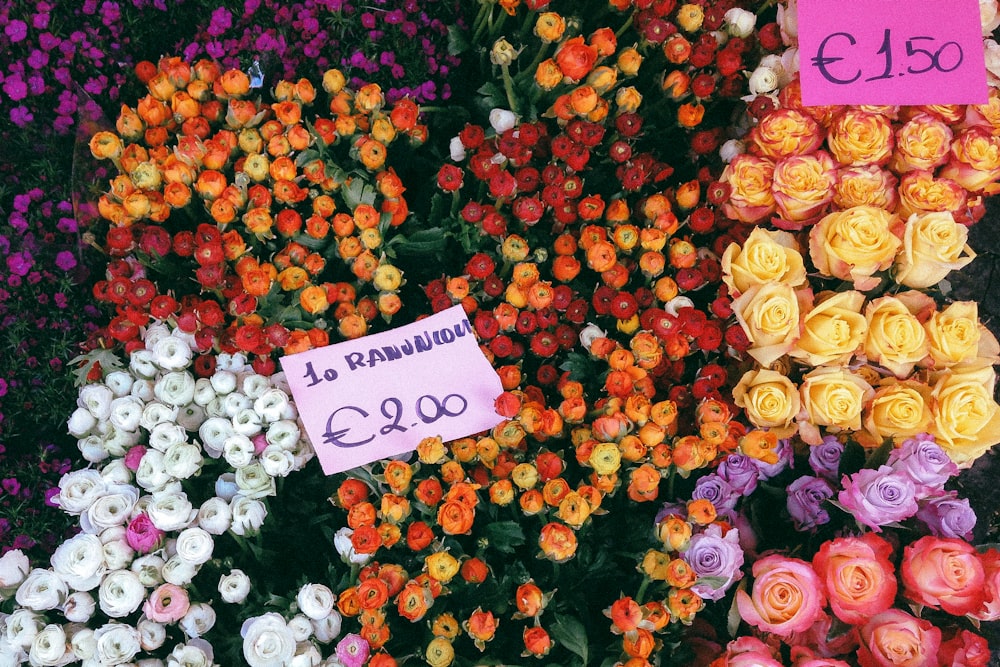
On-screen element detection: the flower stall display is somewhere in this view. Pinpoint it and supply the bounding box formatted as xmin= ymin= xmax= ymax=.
xmin=1 ymin=0 xmax=1000 ymax=666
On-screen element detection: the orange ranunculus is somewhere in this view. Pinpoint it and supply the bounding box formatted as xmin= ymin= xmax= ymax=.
xmin=218 ymin=68 xmax=251 ymax=97
xmin=534 ymin=59 xmax=563 ymax=90
xmin=537 ymin=521 xmax=578 ymax=562
xmin=464 ymin=608 xmax=498 ymax=650
xmin=436 ymin=500 xmax=475 ymax=535
xmin=627 ymin=464 xmax=661 ymax=502
xmin=554 ymin=36 xmax=598 ymax=82
xmin=666 ymin=588 xmax=703 ymax=624
xmin=355 ymin=83 xmax=384 ymax=113
xmin=298 ymin=284 xmax=329 ymax=315
xmin=677 ymin=103 xmax=704 ymax=128
xmin=357 ymin=137 xmax=387 ymax=170
xmin=534 ymin=11 xmax=566 ymax=43
xmin=522 ymin=626 xmax=553 ymax=658
xmin=396 ymin=581 xmax=433 ymax=622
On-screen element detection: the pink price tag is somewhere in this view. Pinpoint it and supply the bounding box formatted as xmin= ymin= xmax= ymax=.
xmin=797 ymin=0 xmax=988 ymax=106
xmin=279 ymin=305 xmax=504 ymax=475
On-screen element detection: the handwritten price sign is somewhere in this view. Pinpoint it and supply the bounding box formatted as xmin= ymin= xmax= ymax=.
xmin=280 ymin=305 xmax=504 ymax=475
xmin=798 ymin=0 xmax=988 ymax=106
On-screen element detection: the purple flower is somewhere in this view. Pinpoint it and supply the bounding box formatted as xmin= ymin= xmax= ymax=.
xmin=887 ymin=434 xmax=957 ymax=498
xmin=684 ymin=524 xmax=745 ymax=601
xmin=9 ymin=106 xmax=33 ymax=127
xmin=3 ymin=77 xmax=28 ymax=102
xmin=838 ymin=466 xmax=919 ymax=532
xmin=7 ymin=252 xmax=33 ymax=277
xmin=335 ymin=633 xmax=369 ymax=667
xmin=716 ymin=453 xmax=760 ymax=496
xmin=55 ymin=251 xmax=77 ymax=272
xmin=5 ymin=19 xmax=28 ymax=42
xmin=2 ymin=478 xmax=21 ymax=496
xmin=786 ymin=475 xmax=835 ymax=531
xmin=692 ymin=474 xmax=740 ymax=513
xmin=916 ymin=492 xmax=977 ymax=540
xmin=208 ymin=7 xmax=233 ymax=36
xmin=808 ymin=436 xmax=844 ymax=480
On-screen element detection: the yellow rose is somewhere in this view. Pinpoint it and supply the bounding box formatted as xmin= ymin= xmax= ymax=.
xmin=826 ymin=109 xmax=894 ymax=167
xmin=809 ymin=205 xmax=903 ymax=291
xmin=747 ymin=108 xmax=824 ymax=160
xmin=789 ymin=289 xmax=867 ymax=366
xmin=864 ymin=379 xmax=933 ymax=443
xmin=923 ymin=301 xmax=1000 ymax=369
xmin=721 ymin=227 xmax=806 ymax=296
xmin=833 ymin=165 xmax=899 ymax=211
xmin=929 ymin=362 xmax=1000 ymax=467
xmin=938 ymin=126 xmax=1000 ymax=192
xmin=719 ymin=153 xmax=777 ymax=224
xmin=896 ymin=169 xmax=967 ymax=220
xmin=889 ymin=112 xmax=953 ymax=173
xmin=771 ymin=150 xmax=838 ymax=226
xmin=731 ymin=282 xmax=805 ymax=368
xmin=893 ymin=211 xmax=975 ymax=289
xmin=732 ymin=369 xmax=800 ymax=436
xmin=798 ymin=367 xmax=874 ymax=443
xmin=863 ymin=293 xmax=932 ymax=378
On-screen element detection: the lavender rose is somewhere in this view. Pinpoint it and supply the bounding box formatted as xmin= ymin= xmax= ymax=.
xmin=717 ymin=453 xmax=761 ymax=496
xmin=692 ymin=474 xmax=740 ymax=514
xmin=808 ymin=436 xmax=844 ymax=480
xmin=887 ymin=434 xmax=958 ymax=498
xmin=916 ymin=492 xmax=977 ymax=540
xmin=684 ymin=524 xmax=745 ymax=601
xmin=753 ymin=438 xmax=794 ymax=480
xmin=838 ymin=466 xmax=919 ymax=532
xmin=786 ymin=475 xmax=836 ymax=531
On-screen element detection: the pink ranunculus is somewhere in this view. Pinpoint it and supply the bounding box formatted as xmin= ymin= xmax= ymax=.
xmin=900 ymin=535 xmax=986 ymax=616
xmin=735 ymin=554 xmax=826 ymax=637
xmin=812 ymin=533 xmax=897 ymax=625
xmin=857 ymin=609 xmax=940 ymax=667
xmin=125 ymin=512 xmax=164 ymax=554
xmin=142 ymin=583 xmax=190 ymax=623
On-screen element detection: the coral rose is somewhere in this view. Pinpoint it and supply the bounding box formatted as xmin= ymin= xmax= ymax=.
xmin=896 ymin=169 xmax=967 ymax=220
xmin=833 ymin=164 xmax=899 ymax=210
xmin=826 ymin=109 xmax=894 ymax=166
xmin=901 ymin=535 xmax=986 ymax=616
xmin=857 ymin=609 xmax=941 ymax=667
xmin=719 ymin=153 xmax=777 ymax=224
xmin=771 ymin=151 xmax=838 ymax=229
xmin=812 ymin=533 xmax=897 ymax=625
xmin=748 ymin=108 xmax=825 ymax=160
xmin=736 ymin=554 xmax=826 ymax=637
xmin=889 ymin=112 xmax=953 ymax=173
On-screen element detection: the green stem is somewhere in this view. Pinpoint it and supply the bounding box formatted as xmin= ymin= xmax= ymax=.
xmin=635 ymin=576 xmax=651 ymax=605
xmin=471 ymin=3 xmax=494 ymax=47
xmin=501 ymin=63 xmax=519 ymax=116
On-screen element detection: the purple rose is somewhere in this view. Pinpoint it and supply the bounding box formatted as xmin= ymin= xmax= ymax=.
xmin=684 ymin=524 xmax=745 ymax=601
xmin=808 ymin=436 xmax=844 ymax=480
xmin=692 ymin=474 xmax=740 ymax=513
xmin=916 ymin=492 xmax=977 ymax=540
xmin=838 ymin=466 xmax=919 ymax=532
xmin=887 ymin=435 xmax=958 ymax=497
xmin=786 ymin=475 xmax=835 ymax=532
xmin=717 ymin=453 xmax=760 ymax=496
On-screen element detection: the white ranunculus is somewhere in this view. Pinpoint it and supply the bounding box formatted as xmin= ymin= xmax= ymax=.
xmin=62 ymin=590 xmax=97 ymax=623
xmin=253 ymin=389 xmax=290 ymax=423
xmin=68 ymin=626 xmax=96 ymax=660
xmin=109 ymin=396 xmax=145 ymax=433
xmin=208 ymin=370 xmax=237 ymax=396
xmin=16 ymin=570 xmax=67 ymax=612
xmin=5 ymin=608 xmax=43 ymax=649
xmin=129 ymin=349 xmax=159 ymax=380
xmin=28 ymin=623 xmax=70 ymax=666
xmin=137 ymin=618 xmax=166 ymax=651
xmin=147 ymin=422 xmax=187 ymax=454
xmin=231 ymin=408 xmax=263 ymax=437
xmin=146 ymin=492 xmax=195 ymax=532
xmin=77 ymin=435 xmax=108 ymax=463
xmin=135 ymin=449 xmax=171 ymax=492
xmin=81 ymin=484 xmax=139 ymax=534
xmin=174 ymin=404 xmax=206 ymax=432
xmin=578 ymin=323 xmax=607 ymax=352
xmin=229 ymin=496 xmax=267 ymax=537
xmin=102 ymin=422 xmax=142 ymax=457
xmin=78 ymin=384 xmax=114 ymax=421
xmin=747 ymin=65 xmax=781 ymax=96
xmin=53 ymin=470 xmax=106 ymax=516
xmin=192 ymin=378 xmax=217 ymax=407
xmin=287 ymin=615 xmax=313 ymax=643
xmin=449 ymin=134 xmax=466 ymax=161
xmin=50 ymin=534 xmax=105 ymax=591
xmin=204 ymin=398 xmax=226 ymax=419
xmin=488 ymin=108 xmax=517 ymax=134
xmin=221 ymin=392 xmax=252 ymax=418
xmin=333 ymin=527 xmax=371 ymax=566
xmin=152 ymin=336 xmax=193 ymax=371
xmin=776 ymin=0 xmax=798 ymax=45
xmin=296 ymin=584 xmax=335 ymax=621
xmin=131 ymin=377 xmax=156 ymax=402
xmin=241 ymin=613 xmax=296 ymax=667
xmin=174 ymin=527 xmax=214 ymax=566
xmin=664 ymin=295 xmax=696 ymax=316
xmin=0 ymin=550 xmax=30 ymax=598
xmin=290 ymin=640 xmax=321 ymax=667
xmin=101 ymin=459 xmax=133 ymax=486
xmin=222 ymin=434 xmax=255 ymax=469
xmin=93 ymin=622 xmax=141 ymax=665
xmin=154 ymin=371 xmax=196 ymax=407
xmin=198 ymin=417 xmax=234 ymax=458
xmin=265 ymin=420 xmax=300 ymax=450
xmin=67 ymin=407 xmax=98 ymax=438
xmin=162 ymin=443 xmax=203 ymax=481
xmin=982 ymin=0 xmax=1000 ymax=33
xmin=241 ymin=374 xmax=270 ymax=400
xmin=214 ymin=473 xmax=239 ymax=502
xmin=217 ymin=352 xmax=248 ymax=372
xmin=98 ymin=570 xmax=144 ymax=618
xmin=218 ymin=569 xmax=251 ymax=604
xmin=140 ymin=402 xmax=178 ymax=431
xmin=311 ymin=610 xmax=342 ymax=644
xmin=131 ymin=554 xmax=166 ymax=588
xmin=179 ymin=603 xmax=216 ymax=639
xmin=105 ymin=370 xmax=135 ymax=397
xmin=160 ymin=556 xmax=198 ymax=587
xmin=724 ymin=7 xmax=756 ymax=37
xmin=167 ymin=641 xmax=213 ymax=667
xmin=196 ymin=497 xmax=232 ymax=535
xmin=143 ymin=322 xmax=172 ymax=350
xmin=100 ymin=527 xmax=135 ymax=571
xmin=260 ymin=446 xmax=295 ymax=478
xmin=235 ymin=462 xmax=276 ymax=499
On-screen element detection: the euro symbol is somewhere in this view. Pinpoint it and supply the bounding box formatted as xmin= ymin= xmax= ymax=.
xmin=323 ymin=405 xmax=375 ymax=448
xmin=811 ymin=32 xmax=862 ymax=85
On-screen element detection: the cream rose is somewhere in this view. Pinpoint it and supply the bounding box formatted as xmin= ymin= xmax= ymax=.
xmin=732 ymin=369 xmax=800 ymax=436
xmin=929 ymin=362 xmax=1000 ymax=467
xmin=732 ymin=282 xmax=806 ymax=368
xmin=798 ymin=367 xmax=874 ymax=443
xmin=809 ymin=205 xmax=903 ymax=290
xmin=923 ymin=301 xmax=1000 ymax=369
xmin=893 ymin=211 xmax=975 ymax=289
xmin=833 ymin=165 xmax=899 ymax=211
xmin=864 ymin=380 xmax=933 ymax=443
xmin=721 ymin=227 xmax=806 ymax=295
xmin=790 ymin=290 xmax=867 ymax=366
xmin=863 ymin=294 xmax=931 ymax=378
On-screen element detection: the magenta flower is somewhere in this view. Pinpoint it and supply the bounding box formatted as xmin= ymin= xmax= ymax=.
xmin=5 ymin=19 xmax=28 ymax=42
xmin=335 ymin=634 xmax=370 ymax=667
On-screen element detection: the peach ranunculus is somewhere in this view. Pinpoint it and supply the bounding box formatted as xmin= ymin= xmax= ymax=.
xmin=863 ymin=379 xmax=933 ymax=444
xmin=797 ymin=366 xmax=874 ymax=444
xmin=893 ymin=210 xmax=975 ymax=289
xmin=789 ymin=289 xmax=867 ymax=367
xmin=747 ymin=107 xmax=825 ymax=160
xmin=721 ymin=227 xmax=807 ymax=296
xmin=719 ymin=153 xmax=777 ymax=224
xmin=895 ymin=169 xmax=968 ymax=220
xmin=812 ymin=533 xmax=897 ymax=626
xmin=732 ymin=368 xmax=800 ymax=437
xmin=928 ymin=361 xmax=1000 ymax=467
xmin=770 ymin=150 xmax=838 ymax=229
xmin=826 ymin=109 xmax=894 ymax=167
xmin=857 ymin=609 xmax=941 ymax=667
xmin=731 ymin=282 xmax=807 ymax=368
xmin=808 ymin=205 xmax=903 ymax=291
xmin=889 ymin=112 xmax=954 ymax=173
xmin=863 ymin=293 xmax=931 ymax=378
xmin=922 ymin=300 xmax=1000 ymax=369
xmin=938 ymin=126 xmax=1000 ymax=192
xmin=832 ymin=165 xmax=899 ymax=211
xmin=735 ymin=554 xmax=826 ymax=637
xmin=900 ymin=535 xmax=987 ymax=616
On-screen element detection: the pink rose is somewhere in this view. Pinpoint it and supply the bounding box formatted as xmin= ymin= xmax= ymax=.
xmin=714 ymin=636 xmax=783 ymax=667
xmin=937 ymin=629 xmax=991 ymax=667
xmin=971 ymin=547 xmax=1000 ymax=621
xmin=812 ymin=533 xmax=897 ymax=625
xmin=736 ymin=554 xmax=826 ymax=637
xmin=900 ymin=535 xmax=986 ymax=616
xmin=142 ymin=582 xmax=190 ymax=623
xmin=857 ymin=609 xmax=941 ymax=667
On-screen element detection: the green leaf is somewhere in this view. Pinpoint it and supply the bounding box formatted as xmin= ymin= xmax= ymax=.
xmin=389 ymin=228 xmax=450 ymax=258
xmin=484 ymin=520 xmax=526 ymax=554
xmin=551 ymin=613 xmax=589 ymax=665
xmin=476 ymin=81 xmax=507 ymax=111
xmin=69 ymin=348 xmax=126 ymax=387
xmin=447 ymin=24 xmax=470 ymax=56
xmin=865 ymin=438 xmax=895 ymax=470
